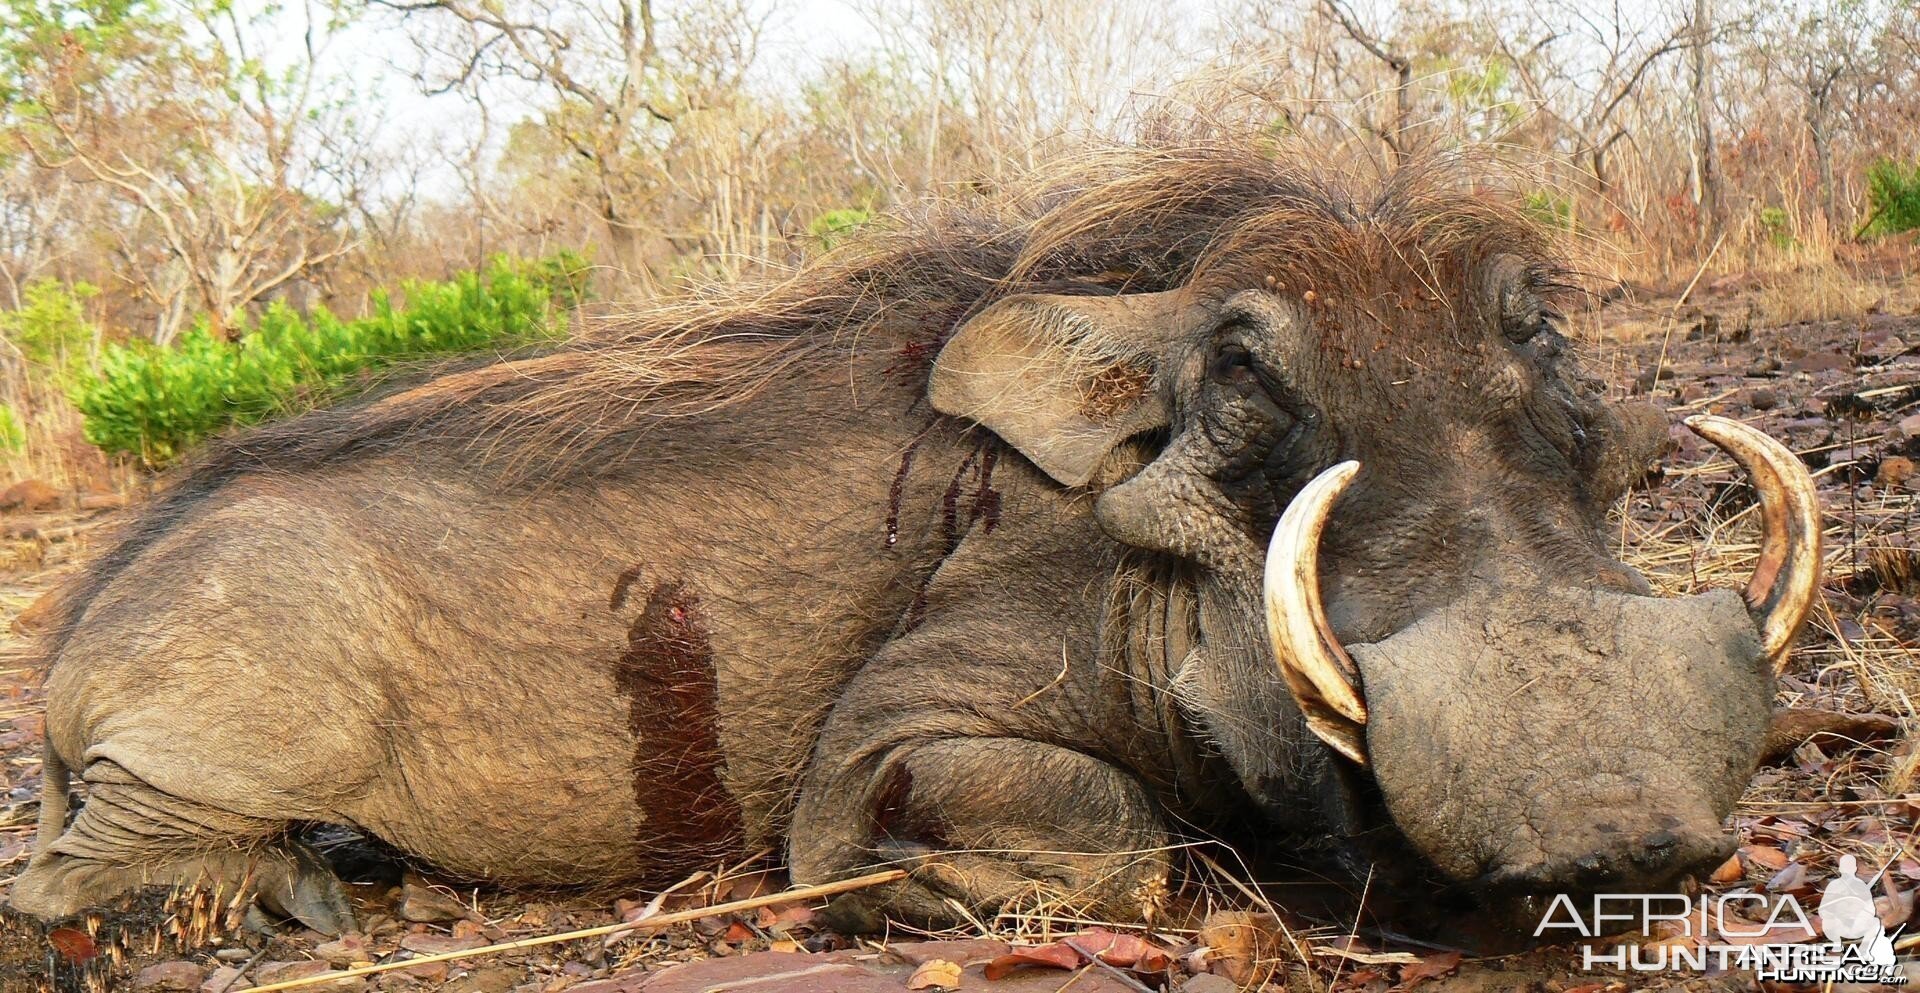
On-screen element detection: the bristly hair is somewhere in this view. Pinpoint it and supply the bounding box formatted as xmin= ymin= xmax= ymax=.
xmin=37 ymin=136 xmax=1566 ymax=644
xmin=141 ymin=137 xmax=1564 ymax=492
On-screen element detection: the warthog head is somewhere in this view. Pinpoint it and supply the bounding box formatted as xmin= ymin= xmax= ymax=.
xmin=929 ymin=170 xmax=1817 ymax=903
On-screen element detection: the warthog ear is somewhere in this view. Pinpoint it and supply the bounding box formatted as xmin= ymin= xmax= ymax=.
xmin=929 ymin=292 xmax=1194 ymax=488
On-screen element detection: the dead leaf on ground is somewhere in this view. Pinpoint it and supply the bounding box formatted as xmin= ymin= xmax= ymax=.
xmin=981 ymin=928 xmax=1172 ymax=981
xmin=1395 ymin=950 xmax=1462 ymax=986
xmin=47 ymin=927 xmax=96 ymax=963
xmin=907 ymin=959 xmax=964 ymax=990
xmin=983 ymin=942 xmax=1081 ymax=980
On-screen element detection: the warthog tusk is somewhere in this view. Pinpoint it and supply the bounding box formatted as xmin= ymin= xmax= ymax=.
xmin=1685 ymin=415 xmax=1823 ymax=670
xmin=1264 ymin=460 xmax=1369 ymax=765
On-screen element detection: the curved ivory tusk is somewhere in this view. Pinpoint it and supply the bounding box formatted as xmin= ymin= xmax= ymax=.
xmin=1685 ymin=415 xmax=1823 ymax=669
xmin=1264 ymin=460 xmax=1369 ymax=764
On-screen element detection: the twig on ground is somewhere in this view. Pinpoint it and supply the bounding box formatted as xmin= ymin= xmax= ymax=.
xmin=241 ymin=869 xmax=907 ymax=993
xmin=212 ymin=944 xmax=274 ymax=993
xmin=1061 ymin=938 xmax=1158 ymax=993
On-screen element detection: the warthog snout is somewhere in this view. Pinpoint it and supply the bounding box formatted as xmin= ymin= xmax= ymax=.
xmin=1481 ymin=799 xmax=1734 ymax=892
xmin=1260 ymin=415 xmax=1820 ymax=896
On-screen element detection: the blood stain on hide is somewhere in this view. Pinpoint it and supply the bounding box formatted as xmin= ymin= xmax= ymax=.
xmin=886 ymin=433 xmax=926 ymax=549
xmin=870 ymin=762 xmax=950 ymax=849
xmin=613 ymin=581 xmax=743 ymax=872
xmin=609 ymin=564 xmax=646 ymax=612
xmin=907 ymin=444 xmax=1004 ymax=631
xmin=970 ymin=447 xmax=1001 ymax=533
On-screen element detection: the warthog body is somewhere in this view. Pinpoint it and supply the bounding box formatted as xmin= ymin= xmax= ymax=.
xmin=12 ymin=142 xmax=1814 ymax=934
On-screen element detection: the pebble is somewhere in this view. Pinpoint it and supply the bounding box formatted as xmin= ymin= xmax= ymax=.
xmin=1749 ymin=386 xmax=1778 ymax=410
xmin=1878 ymin=456 xmax=1916 ymax=489
xmin=400 ymin=877 xmax=473 ymax=922
xmin=133 ymin=961 xmax=207 ymax=992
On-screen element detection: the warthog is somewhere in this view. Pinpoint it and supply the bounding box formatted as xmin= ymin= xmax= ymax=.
xmin=11 ymin=141 xmax=1818 ymax=936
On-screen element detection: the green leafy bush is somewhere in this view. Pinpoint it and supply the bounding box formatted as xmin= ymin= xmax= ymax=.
xmin=1758 ymin=206 xmax=1795 ymax=250
xmin=1862 ymin=158 xmax=1920 ymax=237
xmin=72 ymin=251 xmax=591 ymax=465
xmin=808 ymin=207 xmax=873 ymax=248
xmin=1 ymin=278 xmax=100 ymax=372
xmin=1524 ymin=190 xmax=1575 ymax=231
xmin=0 ymin=406 xmax=25 ymax=454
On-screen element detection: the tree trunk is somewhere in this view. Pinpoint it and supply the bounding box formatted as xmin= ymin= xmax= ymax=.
xmin=1808 ymin=94 xmax=1838 ymax=235
xmin=1690 ymin=0 xmax=1722 ymax=245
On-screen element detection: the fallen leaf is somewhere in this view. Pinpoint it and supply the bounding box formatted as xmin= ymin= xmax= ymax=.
xmin=47 ymin=928 xmax=96 ymax=963
xmin=980 ymin=928 xmax=1173 ymax=981
xmin=907 ymin=959 xmax=963 ymax=990
xmin=1064 ymin=929 xmax=1172 ymax=971
xmin=1879 ymin=873 xmax=1914 ymax=928
xmin=1744 ymin=845 xmax=1790 ymax=871
xmin=983 ymin=942 xmax=1080 ymax=980
xmin=1396 ymin=951 xmax=1462 ymax=986
xmin=1767 ymin=861 xmax=1810 ymax=894
xmin=1710 ymin=853 xmax=1745 ymax=883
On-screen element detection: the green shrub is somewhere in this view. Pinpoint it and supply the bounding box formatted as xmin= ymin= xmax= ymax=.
xmin=1524 ymin=190 xmax=1576 ymax=231
xmin=808 ymin=207 xmax=873 ymax=248
xmin=1758 ymin=206 xmax=1795 ymax=250
xmin=0 ymin=406 xmax=25 ymax=454
xmin=1862 ymin=158 xmax=1920 ymax=237
xmin=0 ymin=278 xmax=100 ymax=372
xmin=71 ymin=251 xmax=591 ymax=465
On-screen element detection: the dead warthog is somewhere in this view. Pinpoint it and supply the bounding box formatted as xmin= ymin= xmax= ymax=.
xmin=11 ymin=142 xmax=1817 ymax=935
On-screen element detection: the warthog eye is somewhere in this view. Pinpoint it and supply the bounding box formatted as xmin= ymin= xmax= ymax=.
xmin=1505 ymin=307 xmax=1561 ymax=345
xmin=1208 ymin=342 xmax=1257 ymax=387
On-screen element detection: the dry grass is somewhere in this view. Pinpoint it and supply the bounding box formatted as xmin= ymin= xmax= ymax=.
xmin=1750 ymin=257 xmax=1900 ymax=327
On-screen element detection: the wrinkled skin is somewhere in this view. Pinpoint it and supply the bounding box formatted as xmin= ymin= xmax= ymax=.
xmin=10 ymin=170 xmax=1775 ymax=938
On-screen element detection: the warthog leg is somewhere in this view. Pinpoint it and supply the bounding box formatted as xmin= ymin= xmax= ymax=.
xmin=792 ymin=738 xmax=1173 ymax=931
xmin=9 ymin=759 xmax=353 ymax=935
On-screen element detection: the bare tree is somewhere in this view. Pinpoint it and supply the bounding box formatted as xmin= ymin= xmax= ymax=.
xmin=373 ymin=0 xmax=769 ymax=271
xmin=7 ymin=0 xmax=365 ymax=341
xmin=1319 ymin=0 xmax=1415 ymax=163
xmin=1499 ymin=1 xmax=1693 ymax=193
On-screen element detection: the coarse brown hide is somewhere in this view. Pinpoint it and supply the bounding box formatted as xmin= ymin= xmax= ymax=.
xmin=9 ymin=140 xmax=1804 ymax=939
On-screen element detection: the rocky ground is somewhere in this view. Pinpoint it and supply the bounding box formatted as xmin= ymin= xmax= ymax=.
xmin=1 ymin=267 xmax=1919 ymax=993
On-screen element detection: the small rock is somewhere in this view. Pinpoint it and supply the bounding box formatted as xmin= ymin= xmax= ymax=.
xmin=134 ymin=961 xmax=208 ymax=991
xmin=404 ymin=960 xmax=450 ymax=983
xmin=1749 ymin=387 xmax=1778 ymax=410
xmin=1898 ymin=413 xmax=1920 ymax=441
xmin=251 ymin=961 xmax=340 ymax=987
xmin=0 ymin=479 xmax=60 ymax=512
xmin=200 ymin=967 xmax=248 ymax=993
xmin=400 ymin=932 xmax=487 ymax=955
xmin=399 ymin=877 xmax=472 ymax=922
xmin=886 ymin=939 xmax=1012 ymax=967
xmin=1747 ymin=356 xmax=1783 ymax=377
xmin=1182 ymin=975 xmax=1241 ymax=993
xmin=1879 ymin=456 xmax=1917 ymax=489
xmin=213 ymin=949 xmax=253 ymax=963
xmin=468 ymin=966 xmax=522 ymax=993
xmin=313 ymin=933 xmax=370 ymax=967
